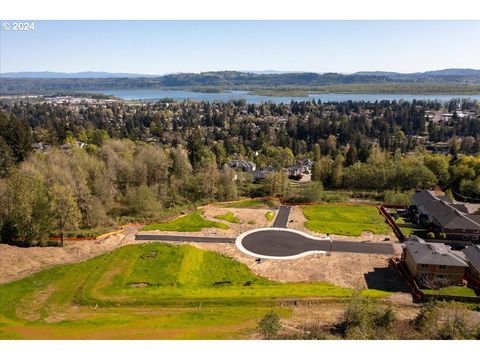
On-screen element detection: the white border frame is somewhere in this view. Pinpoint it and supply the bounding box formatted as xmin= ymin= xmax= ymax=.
xmin=2 ymin=0 xmax=480 ymax=20
xmin=235 ymin=227 xmax=330 ymax=260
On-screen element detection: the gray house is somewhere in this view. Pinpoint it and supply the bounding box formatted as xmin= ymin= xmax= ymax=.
xmin=253 ymin=166 xmax=276 ymax=181
xmin=286 ymin=165 xmax=304 ymax=177
xmin=225 ymin=160 xmax=256 ymax=173
xmin=411 ymin=190 xmax=480 ymax=242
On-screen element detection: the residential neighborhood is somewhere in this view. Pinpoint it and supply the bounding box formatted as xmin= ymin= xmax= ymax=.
xmin=410 ymin=189 xmax=480 ymax=243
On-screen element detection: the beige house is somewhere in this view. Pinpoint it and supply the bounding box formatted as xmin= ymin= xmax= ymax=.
xmin=402 ymin=237 xmax=467 ymax=288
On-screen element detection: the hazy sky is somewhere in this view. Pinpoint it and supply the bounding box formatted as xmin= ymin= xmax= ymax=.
xmin=1 ymin=20 xmax=479 ymax=74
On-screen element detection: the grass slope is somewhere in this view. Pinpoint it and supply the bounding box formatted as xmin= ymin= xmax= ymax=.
xmin=214 ymin=212 xmax=240 ymax=223
xmin=142 ymin=211 xmax=229 ymax=231
xmin=301 ymin=205 xmax=391 ymax=236
xmin=0 ymin=243 xmax=390 ymax=339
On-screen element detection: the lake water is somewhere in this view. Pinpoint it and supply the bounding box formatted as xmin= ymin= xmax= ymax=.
xmin=89 ymin=89 xmax=480 ymax=104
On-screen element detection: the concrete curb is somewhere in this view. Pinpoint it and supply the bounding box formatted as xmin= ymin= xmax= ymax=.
xmin=235 ymin=227 xmax=330 ymax=260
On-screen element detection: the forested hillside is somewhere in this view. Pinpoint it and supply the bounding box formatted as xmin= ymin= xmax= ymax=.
xmin=2 ymin=70 xmax=480 ymax=94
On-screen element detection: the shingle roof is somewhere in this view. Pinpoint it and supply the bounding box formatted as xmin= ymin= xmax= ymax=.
xmin=463 ymin=245 xmax=480 ymax=274
xmin=405 ymin=239 xmax=468 ymax=267
xmin=412 ymin=190 xmax=480 ymax=231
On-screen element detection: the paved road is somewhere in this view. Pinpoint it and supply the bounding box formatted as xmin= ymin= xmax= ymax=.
xmin=272 ymin=206 xmax=291 ymax=228
xmin=240 ymin=229 xmax=395 ymax=257
xmin=135 ymin=234 xmax=236 ymax=243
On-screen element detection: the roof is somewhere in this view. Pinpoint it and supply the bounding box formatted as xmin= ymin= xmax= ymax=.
xmin=463 ymin=245 xmax=480 ymax=274
xmin=412 ymin=190 xmax=480 ymax=231
xmin=226 ymin=160 xmax=256 ymax=170
xmin=405 ymin=239 xmax=468 ymax=267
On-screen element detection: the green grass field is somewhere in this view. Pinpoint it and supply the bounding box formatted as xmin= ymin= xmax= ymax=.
xmin=301 ymin=205 xmax=391 ymax=236
xmin=214 ymin=212 xmax=240 ymax=223
xmin=142 ymin=211 xmax=229 ymax=231
xmin=0 ymin=243 xmax=390 ymax=339
xmin=422 ymin=286 xmax=477 ymax=297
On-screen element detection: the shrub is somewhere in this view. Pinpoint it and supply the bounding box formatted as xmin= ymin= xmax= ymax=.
xmin=415 ymin=301 xmax=477 ymax=340
xmin=383 ymin=190 xmax=414 ymax=206
xmin=438 ymin=232 xmax=446 ymax=240
xmin=257 ymin=311 xmax=280 ymax=339
xmin=265 ymin=211 xmax=275 ymax=221
xmin=426 ymin=232 xmax=435 ymax=239
xmin=343 ymin=294 xmax=396 ymax=339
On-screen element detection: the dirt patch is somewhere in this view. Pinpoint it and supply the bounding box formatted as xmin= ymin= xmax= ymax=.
xmin=130 ymin=283 xmax=149 ymax=288
xmin=139 ymin=205 xmax=275 ymax=238
xmin=0 ymin=226 xmax=138 ymax=285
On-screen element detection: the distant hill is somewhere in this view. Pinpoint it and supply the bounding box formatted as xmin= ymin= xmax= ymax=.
xmin=1 ymin=69 xmax=479 ymax=94
xmin=354 ymin=69 xmax=480 ymax=77
xmin=1 ymin=71 xmax=155 ymax=78
xmin=422 ymin=69 xmax=480 ymax=77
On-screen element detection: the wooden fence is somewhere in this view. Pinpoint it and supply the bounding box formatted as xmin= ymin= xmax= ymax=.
xmin=379 ymin=205 xmax=406 ymax=242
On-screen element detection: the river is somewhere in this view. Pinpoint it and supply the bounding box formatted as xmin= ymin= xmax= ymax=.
xmin=89 ymin=89 xmax=480 ymax=103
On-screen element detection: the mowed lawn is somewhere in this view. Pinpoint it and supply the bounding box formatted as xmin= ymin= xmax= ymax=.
xmin=301 ymin=205 xmax=391 ymax=236
xmin=0 ymin=243 xmax=390 ymax=339
xmin=142 ymin=211 xmax=229 ymax=231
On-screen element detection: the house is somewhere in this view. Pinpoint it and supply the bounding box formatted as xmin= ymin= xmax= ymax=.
xmin=32 ymin=142 xmax=49 ymax=152
xmin=411 ymin=190 xmax=480 ymax=243
xmin=463 ymin=245 xmax=480 ymax=284
xmin=402 ymin=236 xmax=468 ymax=287
xmin=298 ymin=159 xmax=314 ymax=172
xmin=225 ymin=160 xmax=256 ymax=173
xmin=252 ymin=166 xmax=276 ymax=182
xmin=286 ymin=165 xmax=304 ymax=178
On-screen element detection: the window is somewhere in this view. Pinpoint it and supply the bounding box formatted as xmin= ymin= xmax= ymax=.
xmin=439 ymin=265 xmax=447 ymax=270
xmin=421 ymin=264 xmax=428 ymax=268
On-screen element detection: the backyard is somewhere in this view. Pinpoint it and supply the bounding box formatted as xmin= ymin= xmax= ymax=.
xmin=422 ymin=286 xmax=478 ymax=297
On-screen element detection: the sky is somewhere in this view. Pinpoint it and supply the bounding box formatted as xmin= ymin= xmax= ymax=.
xmin=1 ymin=20 xmax=479 ymax=74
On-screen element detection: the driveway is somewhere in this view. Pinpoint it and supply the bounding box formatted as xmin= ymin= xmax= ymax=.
xmin=272 ymin=205 xmax=291 ymax=228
